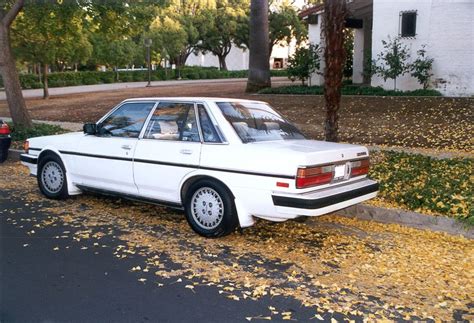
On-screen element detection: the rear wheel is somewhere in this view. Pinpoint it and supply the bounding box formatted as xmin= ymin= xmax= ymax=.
xmin=37 ymin=154 xmax=69 ymax=199
xmin=185 ymin=180 xmax=238 ymax=238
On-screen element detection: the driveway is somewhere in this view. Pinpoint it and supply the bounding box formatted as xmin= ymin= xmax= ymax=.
xmin=1 ymin=161 xmax=472 ymax=322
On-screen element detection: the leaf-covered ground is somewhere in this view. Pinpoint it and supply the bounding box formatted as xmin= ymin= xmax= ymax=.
xmin=368 ymin=151 xmax=473 ymax=222
xmin=0 ymin=80 xmax=472 ymax=152
xmin=1 ymin=162 xmax=473 ymax=321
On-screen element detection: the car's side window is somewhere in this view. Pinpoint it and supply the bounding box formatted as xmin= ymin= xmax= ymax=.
xmin=144 ymin=102 xmax=200 ymax=142
xmin=197 ymin=104 xmax=221 ymax=143
xmin=98 ymin=102 xmax=155 ymax=138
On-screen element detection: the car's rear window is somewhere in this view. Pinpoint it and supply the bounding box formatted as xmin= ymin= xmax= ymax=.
xmin=216 ymin=102 xmax=305 ymax=143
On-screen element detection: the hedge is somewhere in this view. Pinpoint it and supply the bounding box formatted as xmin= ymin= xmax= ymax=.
xmin=0 ymin=67 xmax=288 ymax=89
xmin=259 ymin=85 xmax=442 ymax=96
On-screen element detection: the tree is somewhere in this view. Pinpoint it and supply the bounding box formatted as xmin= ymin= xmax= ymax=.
xmin=373 ymin=36 xmax=411 ymax=90
xmin=197 ymin=0 xmax=248 ymax=70
xmin=12 ymin=2 xmax=92 ymax=99
xmin=91 ymin=36 xmax=138 ymax=81
xmin=287 ymin=44 xmax=320 ymax=85
xmin=268 ymin=1 xmax=307 ymax=56
xmin=246 ymin=0 xmax=271 ymax=92
xmin=160 ymin=0 xmax=216 ymax=68
xmin=410 ymin=45 xmax=434 ymax=89
xmin=0 ymin=0 xmax=32 ymax=127
xmin=322 ymin=0 xmax=348 ymax=142
xmin=235 ymin=1 xmax=307 ymax=55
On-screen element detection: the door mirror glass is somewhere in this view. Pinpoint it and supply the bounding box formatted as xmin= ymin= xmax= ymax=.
xmin=83 ymin=123 xmax=97 ymax=135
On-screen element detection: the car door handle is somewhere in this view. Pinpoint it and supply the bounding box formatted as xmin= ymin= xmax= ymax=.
xmin=121 ymin=145 xmax=132 ymax=150
xmin=180 ymin=149 xmax=193 ymax=155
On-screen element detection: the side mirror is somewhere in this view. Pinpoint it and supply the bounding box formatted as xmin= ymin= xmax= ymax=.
xmin=83 ymin=123 xmax=97 ymax=135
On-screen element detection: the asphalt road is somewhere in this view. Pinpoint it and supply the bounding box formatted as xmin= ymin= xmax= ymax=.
xmin=1 ymin=162 xmax=472 ymax=322
xmin=0 ymin=190 xmax=317 ymax=323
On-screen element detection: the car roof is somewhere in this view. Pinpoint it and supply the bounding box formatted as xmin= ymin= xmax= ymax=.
xmin=121 ymin=97 xmax=268 ymax=104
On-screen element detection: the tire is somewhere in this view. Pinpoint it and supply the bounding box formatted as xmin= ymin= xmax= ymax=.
xmin=37 ymin=153 xmax=69 ymax=200
xmin=184 ymin=179 xmax=238 ymax=238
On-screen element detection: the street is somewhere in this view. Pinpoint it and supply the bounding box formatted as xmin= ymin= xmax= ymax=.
xmin=1 ymin=161 xmax=473 ymax=322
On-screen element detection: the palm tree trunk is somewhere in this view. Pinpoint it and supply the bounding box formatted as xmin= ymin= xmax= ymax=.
xmin=246 ymin=0 xmax=271 ymax=93
xmin=323 ymin=0 xmax=348 ymax=142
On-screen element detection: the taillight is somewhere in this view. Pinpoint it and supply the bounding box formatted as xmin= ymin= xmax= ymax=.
xmin=296 ymin=165 xmax=333 ymax=188
xmin=351 ymin=158 xmax=370 ymax=177
xmin=0 ymin=123 xmax=10 ymax=135
xmin=24 ymin=140 xmax=30 ymax=153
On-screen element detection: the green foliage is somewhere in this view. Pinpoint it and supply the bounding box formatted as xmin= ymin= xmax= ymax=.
xmin=410 ymin=45 xmax=434 ymax=90
xmin=259 ymin=84 xmax=442 ymax=96
xmin=8 ymin=123 xmax=68 ymax=143
xmin=12 ymin=3 xmax=92 ymax=69
xmin=197 ymin=0 xmax=249 ymax=70
xmin=287 ymin=44 xmax=320 ymax=85
xmin=234 ymin=0 xmax=307 ymax=53
xmin=373 ymin=36 xmax=411 ymax=90
xmin=370 ymin=151 xmax=473 ymax=222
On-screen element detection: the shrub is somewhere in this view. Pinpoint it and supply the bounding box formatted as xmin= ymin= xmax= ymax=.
xmin=373 ymin=36 xmax=411 ymax=90
xmin=287 ymin=44 xmax=320 ymax=85
xmin=8 ymin=123 xmax=68 ymax=143
xmin=410 ymin=45 xmax=434 ymax=89
xmin=370 ymin=151 xmax=473 ymax=223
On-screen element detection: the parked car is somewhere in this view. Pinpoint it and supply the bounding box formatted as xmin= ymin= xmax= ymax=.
xmin=20 ymin=98 xmax=378 ymax=237
xmin=0 ymin=119 xmax=11 ymax=163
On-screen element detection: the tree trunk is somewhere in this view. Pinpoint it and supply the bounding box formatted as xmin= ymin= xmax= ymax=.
xmin=323 ymin=0 xmax=348 ymax=142
xmin=0 ymin=21 xmax=32 ymax=127
xmin=42 ymin=63 xmax=49 ymax=99
xmin=218 ymin=55 xmax=228 ymax=71
xmin=246 ymin=0 xmax=271 ymax=93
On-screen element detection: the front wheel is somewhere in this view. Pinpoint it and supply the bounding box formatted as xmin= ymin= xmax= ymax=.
xmin=185 ymin=180 xmax=238 ymax=238
xmin=37 ymin=154 xmax=69 ymax=200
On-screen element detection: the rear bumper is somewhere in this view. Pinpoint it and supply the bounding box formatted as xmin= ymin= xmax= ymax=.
xmin=273 ymin=182 xmax=379 ymax=209
xmin=271 ymin=178 xmax=378 ymax=217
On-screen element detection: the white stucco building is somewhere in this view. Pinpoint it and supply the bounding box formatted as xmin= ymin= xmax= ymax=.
xmin=301 ymin=0 xmax=474 ymax=96
xmin=185 ymin=41 xmax=297 ymax=71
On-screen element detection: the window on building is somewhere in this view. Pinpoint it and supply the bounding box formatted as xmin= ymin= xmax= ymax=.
xmin=400 ymin=11 xmax=417 ymax=37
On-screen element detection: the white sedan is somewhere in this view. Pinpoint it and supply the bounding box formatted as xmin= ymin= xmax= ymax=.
xmin=21 ymin=97 xmax=378 ymax=237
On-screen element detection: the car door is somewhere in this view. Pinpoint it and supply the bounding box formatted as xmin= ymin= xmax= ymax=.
xmin=68 ymin=101 xmax=156 ymax=194
xmin=133 ymin=101 xmax=201 ymax=203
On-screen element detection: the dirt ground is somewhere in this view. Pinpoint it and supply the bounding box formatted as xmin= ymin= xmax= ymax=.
xmin=1 ymin=80 xmax=473 ymax=151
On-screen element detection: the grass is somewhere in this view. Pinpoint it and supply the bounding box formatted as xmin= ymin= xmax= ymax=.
xmin=369 ymin=151 xmax=473 ymax=224
xmin=259 ymin=85 xmax=442 ymax=96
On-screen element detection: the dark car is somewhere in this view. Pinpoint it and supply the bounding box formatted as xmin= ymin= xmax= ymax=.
xmin=0 ymin=119 xmax=11 ymax=163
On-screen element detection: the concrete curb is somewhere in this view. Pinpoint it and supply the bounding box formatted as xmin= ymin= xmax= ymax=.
xmin=6 ymin=148 xmax=472 ymax=239
xmin=338 ymin=204 xmax=473 ymax=239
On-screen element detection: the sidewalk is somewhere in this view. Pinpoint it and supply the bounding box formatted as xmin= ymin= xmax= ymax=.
xmin=0 ymin=77 xmax=289 ymax=100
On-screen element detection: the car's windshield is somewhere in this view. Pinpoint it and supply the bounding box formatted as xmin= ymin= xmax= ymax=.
xmin=217 ymin=102 xmax=305 ymax=143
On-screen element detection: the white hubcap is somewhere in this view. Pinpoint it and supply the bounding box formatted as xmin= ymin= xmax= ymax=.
xmin=191 ymin=187 xmax=224 ymax=230
xmin=41 ymin=161 xmax=64 ymax=194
